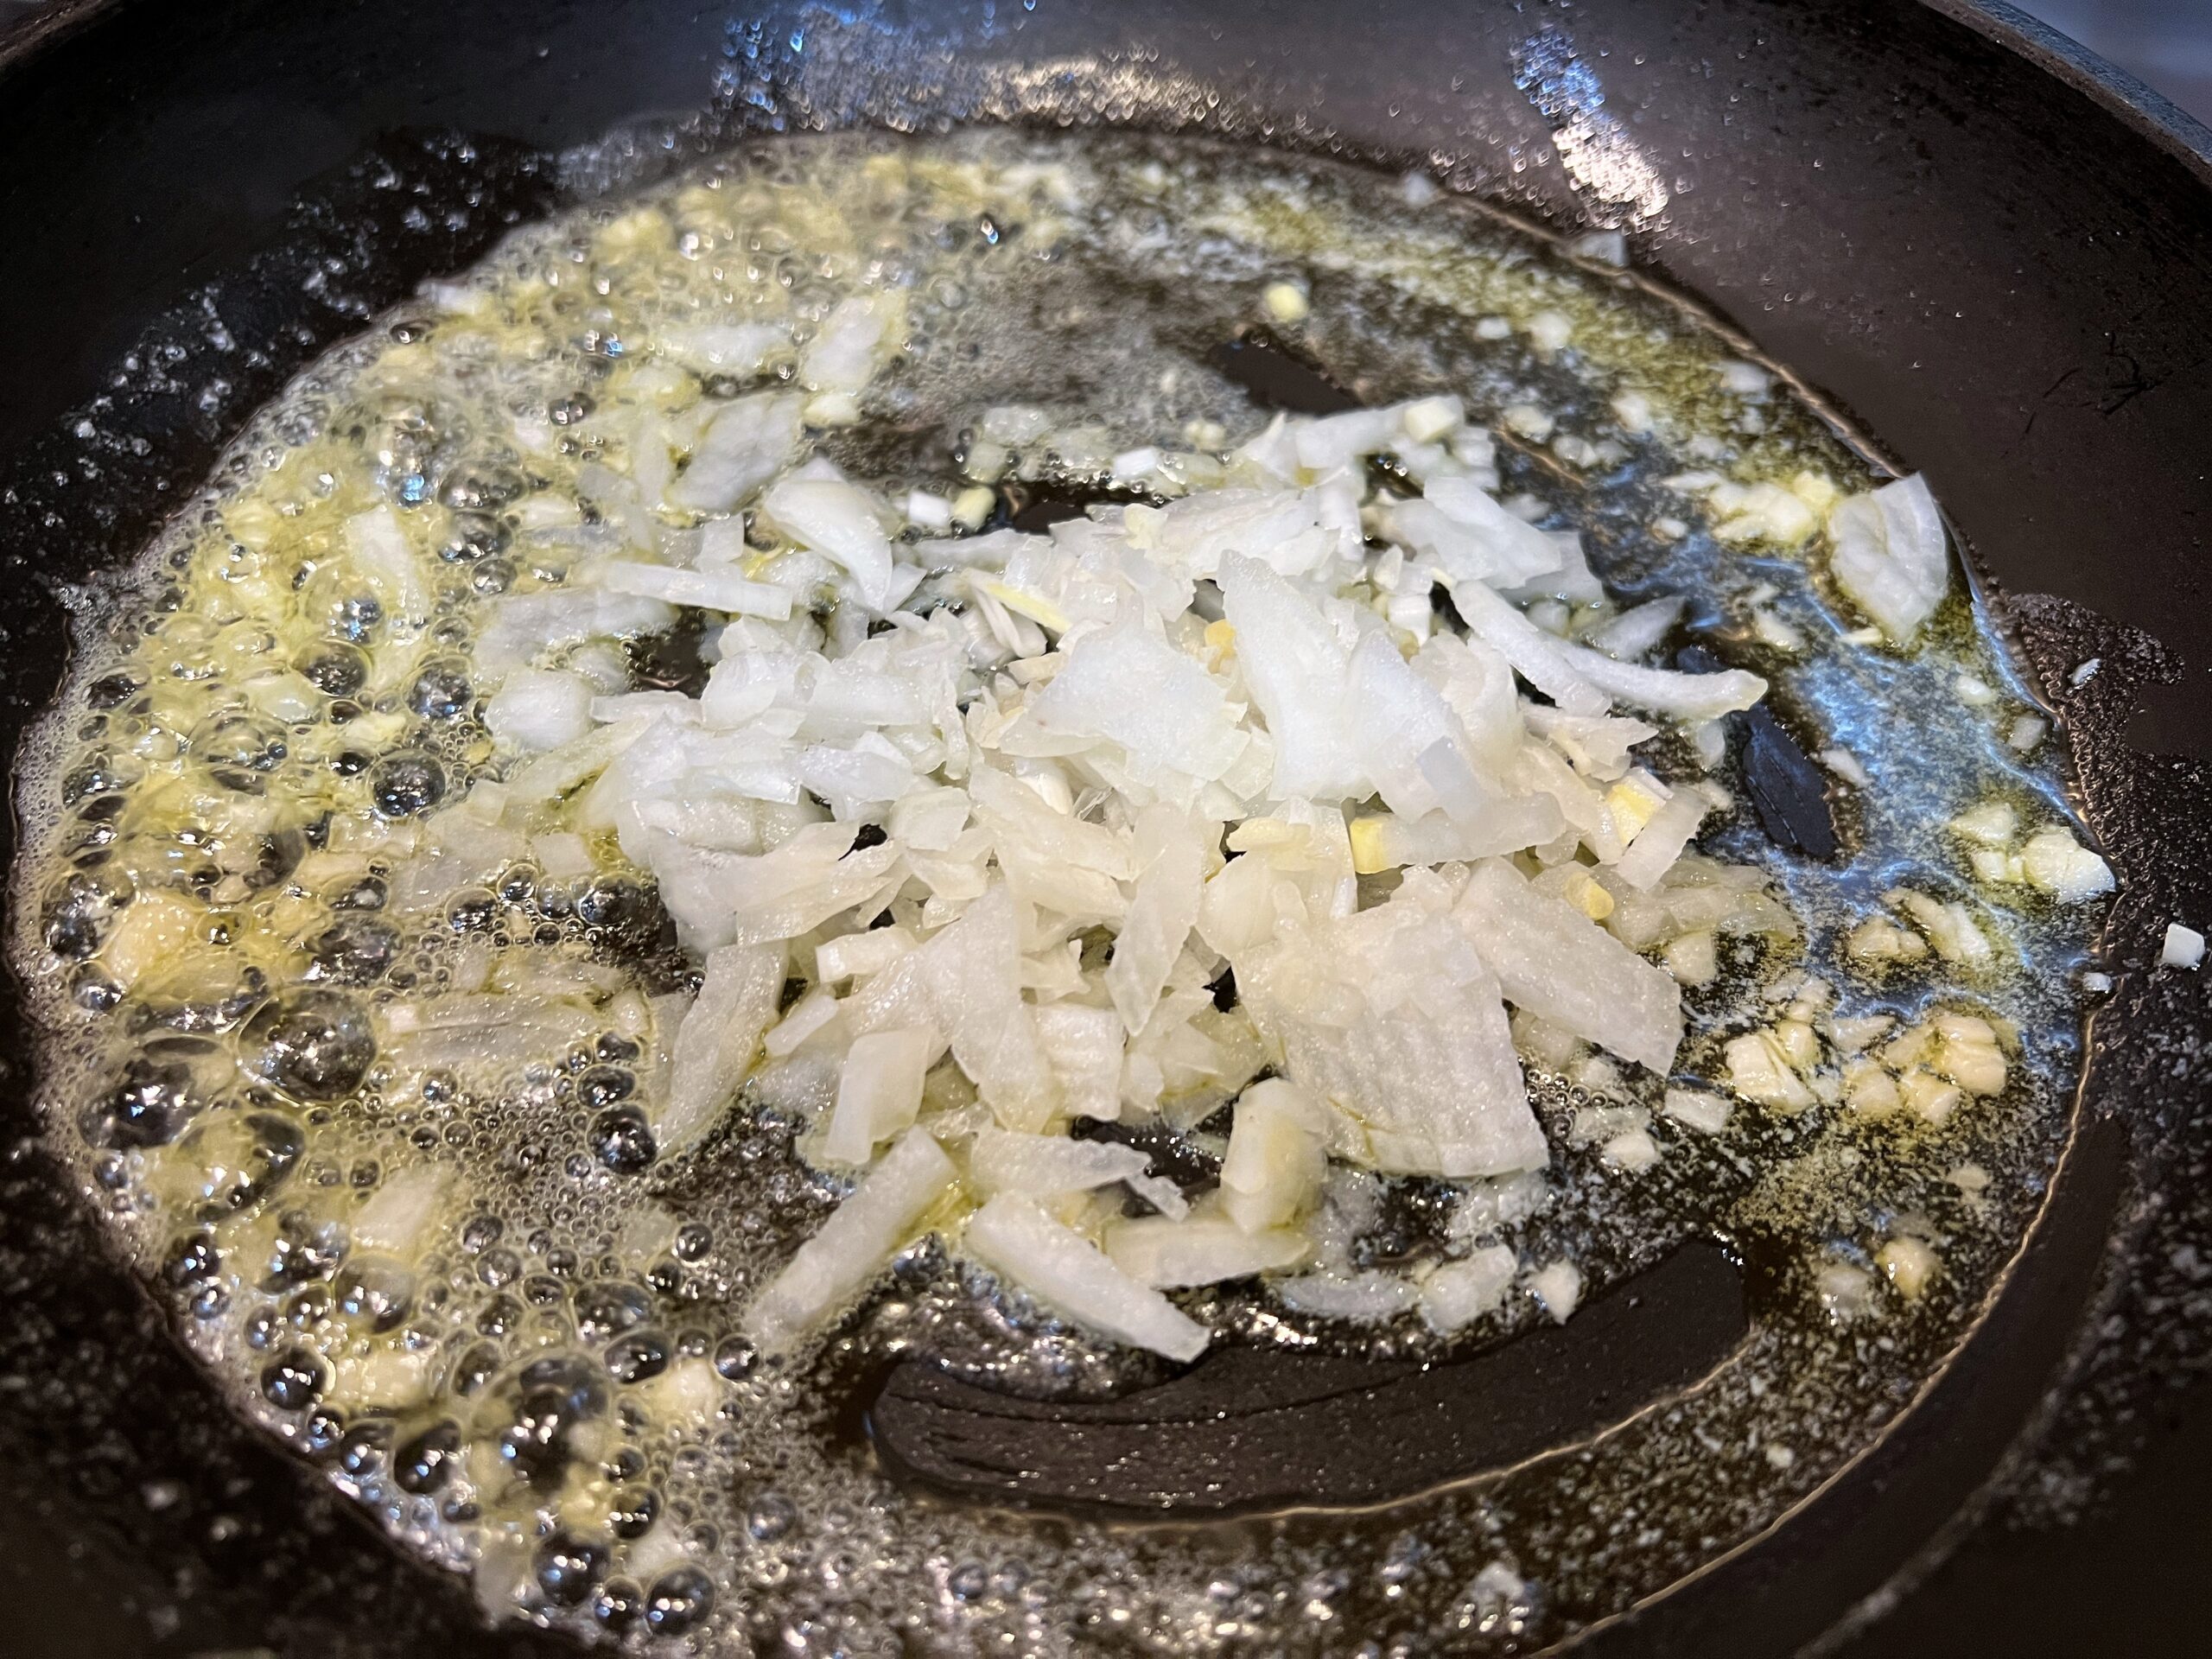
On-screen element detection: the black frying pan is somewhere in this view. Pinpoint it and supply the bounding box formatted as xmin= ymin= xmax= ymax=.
xmin=3 ymin=1 xmax=2211 ymax=1654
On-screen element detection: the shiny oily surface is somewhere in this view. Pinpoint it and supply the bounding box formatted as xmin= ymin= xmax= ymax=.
xmin=11 ymin=130 xmax=2107 ymax=1653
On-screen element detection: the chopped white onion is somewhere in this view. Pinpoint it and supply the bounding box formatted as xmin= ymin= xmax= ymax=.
xmin=601 ymin=560 xmax=794 ymax=620
xmin=658 ymin=320 xmax=790 ymax=377
xmin=822 ymin=1027 xmax=939 ymax=1165
xmin=964 ymin=1193 xmax=1209 ymax=1362
xmin=1419 ymin=1244 xmax=1517 ymax=1334
xmin=350 ymin=1165 xmax=454 ymax=1257
xmin=747 ymin=1127 xmax=957 ymax=1350
xmin=1528 ymin=1259 xmax=1584 ymax=1323
xmin=660 ymin=944 xmax=785 ymax=1154
xmin=499 ymin=329 xmax=1838 ymax=1366
xmin=485 ymin=667 xmax=598 ymax=753
xmin=760 ymin=477 xmax=898 ymax=613
xmin=1827 ymin=474 xmax=1950 ymax=644
xmin=1274 ymin=1268 xmax=1420 ymax=1322
xmin=1218 ymin=1077 xmax=1329 ymax=1234
xmin=1107 ymin=1212 xmax=1310 ymax=1288
xmin=670 ymin=391 xmax=804 ymax=512
xmin=1455 ymin=859 xmax=1683 ymax=1072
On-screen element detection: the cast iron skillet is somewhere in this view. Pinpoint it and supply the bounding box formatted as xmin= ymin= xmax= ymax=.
xmin=3 ymin=0 xmax=2211 ymax=1653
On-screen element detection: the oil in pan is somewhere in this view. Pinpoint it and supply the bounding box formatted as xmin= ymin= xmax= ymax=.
xmin=10 ymin=129 xmax=2110 ymax=1654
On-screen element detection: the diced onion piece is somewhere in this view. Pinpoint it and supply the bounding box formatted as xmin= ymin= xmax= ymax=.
xmin=1710 ymin=480 xmax=1818 ymax=546
xmin=1455 ymin=860 xmax=1683 ymax=1073
xmin=658 ymin=320 xmax=788 ymax=376
xmin=1219 ymin=1077 xmax=1328 ymax=1233
xmin=1128 ymin=487 xmax=1331 ymax=581
xmin=821 ymin=1027 xmax=939 ymax=1166
xmin=1528 ymin=1259 xmax=1584 ymax=1323
xmin=1443 ymin=577 xmax=1609 ymax=715
xmin=600 ymin=560 xmax=794 ymax=620
xmin=1419 ymin=1244 xmax=1516 ymax=1334
xmin=670 ymin=391 xmax=804 ymax=512
xmin=1217 ymin=552 xmax=1366 ymax=796
xmin=1827 ymin=474 xmax=1950 ymax=644
xmin=1558 ymin=641 xmax=1767 ymax=723
xmin=763 ymin=985 xmax=842 ymax=1058
xmin=1886 ymin=888 xmax=1994 ymax=968
xmin=1293 ymin=407 xmax=1400 ymax=473
xmin=2163 ymin=922 xmax=2204 ymax=970
xmin=1124 ymin=1171 xmax=1191 ymax=1219
xmin=1662 ymin=1088 xmax=1732 ymax=1135
xmin=848 ymin=880 xmax=1058 ymax=1132
xmin=350 ymin=1165 xmax=454 ymax=1257
xmin=1236 ymin=882 xmax=1546 ymax=1179
xmin=344 ymin=505 xmax=431 ymax=635
xmin=747 ymin=1128 xmax=957 ymax=1351
xmin=531 ymin=830 xmax=594 ymax=880
xmin=967 ymin=1128 xmax=1149 ymax=1197
xmin=888 ymin=786 xmax=970 ymax=853
xmin=476 ymin=591 xmax=678 ymax=676
xmin=1947 ymin=800 xmax=2018 ymax=846
xmin=2018 ymin=826 xmax=2114 ymax=903
xmin=377 ymin=994 xmax=598 ymax=1078
xmin=1349 ymin=634 xmax=1477 ymax=822
xmin=760 ymin=477 xmax=897 ymax=613
xmin=905 ymin=489 xmax=955 ymax=531
xmin=1425 ymin=476 xmax=1571 ymax=586
xmin=1602 ymin=1128 xmax=1662 ymax=1170
xmin=964 ymin=1194 xmax=1210 ymax=1362
xmin=1612 ymin=785 xmax=1711 ymax=891
xmin=644 ymin=820 xmax=903 ymax=954
xmin=1585 ymin=595 xmax=1685 ymax=661
xmin=1105 ymin=806 xmax=1211 ymax=1034
xmin=1106 ymin=1213 xmax=1310 ymax=1288
xmin=1877 ymin=1236 xmax=1941 ymax=1300
xmin=326 ymin=1349 xmax=434 ymax=1411
xmin=1926 ymin=1010 xmax=2008 ymax=1096
xmin=1274 ymin=1268 xmax=1419 ymax=1322
xmin=1402 ymin=396 xmax=1464 ymax=444
xmin=1348 ymin=800 xmax=1566 ymax=871
xmin=816 ymin=926 xmax=917 ymax=986
xmin=1262 ymin=281 xmax=1310 ymax=324
xmin=1723 ymin=1029 xmax=1815 ymax=1110
xmin=485 ymin=667 xmax=596 ymax=753
xmin=632 ymin=1356 xmax=726 ymax=1432
xmin=1032 ymin=1001 xmax=1126 ymax=1123
xmin=660 ymin=944 xmax=785 ymax=1154
xmin=802 ymin=292 xmax=905 ymax=394
xmin=632 ymin=413 xmax=676 ymax=509
xmin=1026 ymin=624 xmax=1249 ymax=785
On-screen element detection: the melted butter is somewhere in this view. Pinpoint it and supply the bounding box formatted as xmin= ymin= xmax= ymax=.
xmin=11 ymin=130 xmax=2105 ymax=1654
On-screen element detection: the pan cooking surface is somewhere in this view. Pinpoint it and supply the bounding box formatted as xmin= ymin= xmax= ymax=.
xmin=3 ymin=124 xmax=2120 ymax=1654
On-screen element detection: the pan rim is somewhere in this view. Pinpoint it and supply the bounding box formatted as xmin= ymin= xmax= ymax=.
xmin=6 ymin=0 xmax=2212 ymax=178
